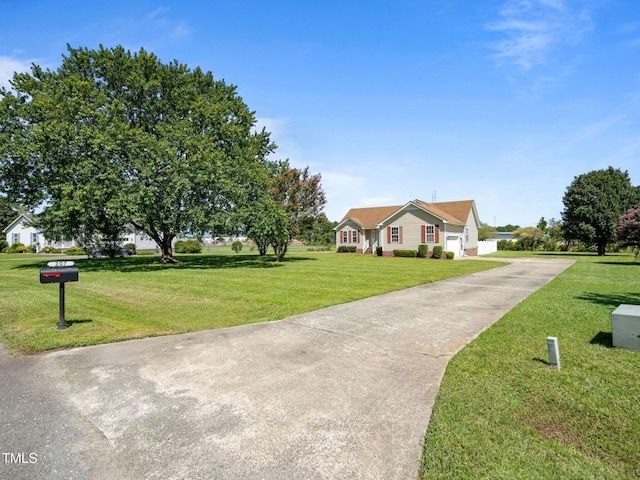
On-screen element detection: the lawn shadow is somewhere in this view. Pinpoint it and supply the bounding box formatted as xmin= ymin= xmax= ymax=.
xmin=532 ymin=357 xmax=551 ymax=366
xmin=590 ymin=331 xmax=613 ymax=348
xmin=65 ymin=319 xmax=93 ymax=326
xmin=12 ymin=254 xmax=316 ymax=273
xmin=576 ymin=292 xmax=640 ymax=308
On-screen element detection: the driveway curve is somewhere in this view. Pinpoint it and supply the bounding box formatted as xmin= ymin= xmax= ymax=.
xmin=0 ymin=257 xmax=574 ymax=480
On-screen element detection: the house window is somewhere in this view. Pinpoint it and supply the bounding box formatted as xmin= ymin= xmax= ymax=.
xmin=425 ymin=225 xmax=435 ymax=242
xmin=391 ymin=226 xmax=399 ymax=243
xmin=12 ymin=233 xmax=20 ymax=244
xmin=465 ymin=227 xmax=469 ymax=243
xmin=351 ymin=230 xmax=358 ymax=243
xmin=31 ymin=233 xmax=39 ymax=244
xmin=342 ymin=230 xmax=348 ymax=244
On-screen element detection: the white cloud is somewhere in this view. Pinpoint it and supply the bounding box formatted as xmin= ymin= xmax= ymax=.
xmin=0 ymin=56 xmax=32 ymax=91
xmin=486 ymin=0 xmax=591 ymax=70
xmin=578 ymin=115 xmax=626 ymax=140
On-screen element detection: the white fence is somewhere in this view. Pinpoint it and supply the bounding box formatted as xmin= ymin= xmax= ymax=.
xmin=477 ymin=239 xmax=498 ymax=255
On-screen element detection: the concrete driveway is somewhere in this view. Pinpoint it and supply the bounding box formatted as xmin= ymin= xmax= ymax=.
xmin=0 ymin=257 xmax=574 ymax=480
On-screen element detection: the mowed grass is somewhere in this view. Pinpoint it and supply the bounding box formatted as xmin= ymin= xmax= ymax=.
xmin=0 ymin=251 xmax=502 ymax=355
xmin=420 ymin=252 xmax=640 ymax=480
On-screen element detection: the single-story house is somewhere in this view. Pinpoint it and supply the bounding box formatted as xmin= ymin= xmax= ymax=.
xmin=496 ymin=231 xmax=514 ymax=242
xmin=2 ymin=213 xmax=78 ymax=252
xmin=335 ymin=199 xmax=480 ymax=258
xmin=2 ymin=214 xmax=167 ymax=252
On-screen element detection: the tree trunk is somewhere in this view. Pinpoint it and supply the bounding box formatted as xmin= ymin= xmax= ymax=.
xmin=597 ymin=242 xmax=606 ymax=256
xmin=256 ymin=238 xmax=269 ymax=256
xmin=273 ymin=241 xmax=288 ymax=262
xmin=159 ymin=235 xmax=178 ymax=263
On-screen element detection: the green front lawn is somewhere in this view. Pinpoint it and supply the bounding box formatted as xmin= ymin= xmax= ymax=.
xmin=0 ymin=251 xmax=502 ymax=355
xmin=420 ymin=252 xmax=640 ymax=479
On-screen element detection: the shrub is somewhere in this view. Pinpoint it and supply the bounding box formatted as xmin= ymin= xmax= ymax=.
xmin=175 ymin=239 xmax=202 ymax=254
xmin=393 ymin=249 xmax=417 ymax=257
xmin=417 ymin=244 xmax=429 ymax=258
xmin=124 ymin=243 xmax=137 ymax=254
xmin=0 ymin=239 xmax=8 ymax=251
xmin=376 ymin=246 xmax=383 ymax=256
xmin=432 ymin=246 xmax=443 ymax=259
xmin=65 ymin=246 xmax=86 ymax=255
xmin=42 ymin=246 xmax=61 ymax=254
xmin=231 ymin=241 xmax=243 ymax=253
xmin=15 ymin=245 xmax=30 ymax=253
xmin=445 ymin=251 xmax=455 ymax=259
xmin=337 ymin=246 xmax=356 ymax=253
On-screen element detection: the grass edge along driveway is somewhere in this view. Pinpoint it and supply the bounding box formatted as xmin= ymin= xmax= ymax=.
xmin=419 ymin=252 xmax=640 ymax=480
xmin=0 ymin=251 xmax=503 ymax=355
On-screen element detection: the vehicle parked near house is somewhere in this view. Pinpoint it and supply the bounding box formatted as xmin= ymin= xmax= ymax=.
xmin=88 ymin=245 xmax=133 ymax=259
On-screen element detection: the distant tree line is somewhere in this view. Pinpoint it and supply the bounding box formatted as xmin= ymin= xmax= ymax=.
xmin=494 ymin=166 xmax=640 ymax=256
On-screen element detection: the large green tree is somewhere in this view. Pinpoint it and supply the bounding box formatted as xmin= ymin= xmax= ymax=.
xmin=0 ymin=45 xmax=274 ymax=262
xmin=561 ymin=167 xmax=640 ymax=256
xmin=0 ymin=195 xmax=19 ymax=230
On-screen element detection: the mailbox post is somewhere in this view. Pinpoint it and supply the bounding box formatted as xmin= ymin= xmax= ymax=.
xmin=40 ymin=261 xmax=79 ymax=330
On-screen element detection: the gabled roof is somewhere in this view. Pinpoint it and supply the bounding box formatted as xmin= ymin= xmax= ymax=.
xmin=335 ymin=199 xmax=478 ymax=230
xmin=2 ymin=213 xmax=35 ymax=234
xmin=414 ymin=199 xmax=476 ymax=226
xmin=336 ymin=205 xmax=403 ymax=229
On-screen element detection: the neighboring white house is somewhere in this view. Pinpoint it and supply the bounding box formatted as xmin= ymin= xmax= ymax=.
xmin=2 ymin=213 xmax=77 ymax=252
xmin=2 ymin=214 xmax=166 ymax=252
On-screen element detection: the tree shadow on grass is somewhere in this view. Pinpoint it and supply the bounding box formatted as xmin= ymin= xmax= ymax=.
xmin=12 ymin=254 xmax=316 ymax=273
xmin=576 ymin=292 xmax=640 ymax=308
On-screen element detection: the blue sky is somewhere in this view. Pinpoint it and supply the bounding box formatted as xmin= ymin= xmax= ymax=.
xmin=1 ymin=0 xmax=639 ymax=226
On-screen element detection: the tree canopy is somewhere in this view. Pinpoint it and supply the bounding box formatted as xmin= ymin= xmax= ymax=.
xmin=478 ymin=222 xmax=498 ymax=241
xmin=243 ymin=161 xmax=327 ymax=261
xmin=0 ymin=45 xmax=274 ymax=261
xmin=561 ymin=167 xmax=640 ymax=256
xmin=617 ymin=207 xmax=640 ymax=257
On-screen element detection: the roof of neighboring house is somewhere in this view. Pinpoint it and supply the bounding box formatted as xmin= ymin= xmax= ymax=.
xmin=2 ymin=213 xmax=34 ymax=234
xmin=337 ymin=199 xmax=477 ymax=229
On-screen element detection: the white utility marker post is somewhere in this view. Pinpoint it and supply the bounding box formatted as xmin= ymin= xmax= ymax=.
xmin=546 ymin=336 xmax=561 ymax=370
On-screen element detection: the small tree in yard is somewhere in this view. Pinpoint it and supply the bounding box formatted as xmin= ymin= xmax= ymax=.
xmin=618 ymin=207 xmax=640 ymax=257
xmin=512 ymin=227 xmax=545 ymax=250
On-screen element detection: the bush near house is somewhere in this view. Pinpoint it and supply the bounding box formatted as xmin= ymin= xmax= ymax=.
xmin=393 ymin=249 xmax=417 ymax=257
xmin=418 ymin=244 xmax=429 ymax=258
xmin=65 ymin=246 xmax=86 ymax=255
xmin=337 ymin=246 xmax=356 ymax=253
xmin=445 ymin=251 xmax=454 ymax=260
xmin=231 ymin=241 xmax=243 ymax=253
xmin=376 ymin=246 xmax=383 ymax=256
xmin=432 ymin=246 xmax=443 ymax=259
xmin=175 ymin=239 xmax=202 ymax=254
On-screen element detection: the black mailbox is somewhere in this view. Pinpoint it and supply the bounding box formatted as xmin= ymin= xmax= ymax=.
xmin=40 ymin=267 xmax=79 ymax=284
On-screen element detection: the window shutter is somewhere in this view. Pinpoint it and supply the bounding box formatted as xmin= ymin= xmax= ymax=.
xmin=435 ymin=225 xmax=440 ymax=243
xmin=421 ymin=225 xmax=426 ymax=243
xmin=338 ymin=230 xmax=342 ymax=244
xmin=357 ymin=231 xmax=361 ymax=243
xmin=387 ymin=227 xmax=391 ymax=243
xmin=399 ymin=226 xmax=403 ymax=244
